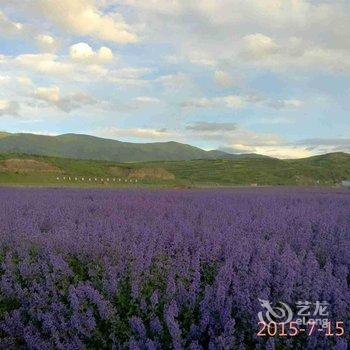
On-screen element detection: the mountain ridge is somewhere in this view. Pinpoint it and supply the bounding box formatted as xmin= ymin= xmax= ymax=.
xmin=0 ymin=131 xmax=348 ymax=163
xmin=0 ymin=132 xmax=267 ymax=162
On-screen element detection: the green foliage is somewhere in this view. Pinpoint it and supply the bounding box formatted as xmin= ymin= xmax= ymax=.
xmin=0 ymin=149 xmax=349 ymax=187
xmin=0 ymin=298 xmax=20 ymax=318
xmin=68 ymin=256 xmax=90 ymax=283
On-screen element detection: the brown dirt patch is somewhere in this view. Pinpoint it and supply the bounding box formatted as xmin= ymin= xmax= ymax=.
xmin=128 ymin=167 xmax=175 ymax=180
xmin=294 ymin=175 xmax=316 ymax=185
xmin=0 ymin=159 xmax=62 ymax=173
xmin=109 ymin=166 xmax=131 ymax=177
xmin=109 ymin=166 xmax=175 ymax=180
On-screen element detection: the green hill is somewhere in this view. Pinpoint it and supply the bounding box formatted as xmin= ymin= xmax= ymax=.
xmin=0 ymin=152 xmax=349 ymax=187
xmin=0 ymin=132 xmax=237 ymax=162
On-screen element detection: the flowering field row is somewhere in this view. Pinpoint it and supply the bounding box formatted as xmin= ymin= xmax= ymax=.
xmin=0 ymin=188 xmax=349 ymax=349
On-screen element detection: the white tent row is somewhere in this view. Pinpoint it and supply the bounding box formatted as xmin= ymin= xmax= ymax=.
xmin=56 ymin=176 xmax=139 ymax=183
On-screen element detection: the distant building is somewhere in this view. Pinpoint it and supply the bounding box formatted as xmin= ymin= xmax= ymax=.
xmin=341 ymin=180 xmax=350 ymax=187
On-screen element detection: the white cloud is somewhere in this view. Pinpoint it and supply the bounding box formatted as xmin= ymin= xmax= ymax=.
xmin=95 ymin=126 xmax=174 ymax=140
xmin=296 ymin=138 xmax=350 ymax=154
xmin=16 ymin=76 xmax=33 ymax=86
xmin=187 ymin=51 xmax=217 ymax=67
xmin=213 ymin=71 xmax=236 ymax=88
xmin=33 ymin=86 xmax=97 ymax=112
xmin=34 ymin=0 xmax=137 ymax=43
xmin=0 ymin=100 xmax=20 ymax=116
xmin=69 ymin=43 xmax=92 ymax=60
xmin=111 ymin=68 xmax=152 ymax=79
xmin=186 ymin=122 xmax=237 ymax=132
xmin=2 ymin=52 xmax=152 ymax=87
xmin=181 ymin=96 xmax=244 ymax=109
xmin=0 ymin=10 xmax=59 ymax=54
xmin=241 ymin=33 xmax=279 ymax=59
xmin=14 ymin=54 xmax=74 ymax=77
xmin=0 ymin=10 xmax=24 ymax=36
xmin=239 ymin=41 xmax=350 ymax=74
xmin=4 ymin=53 xmax=108 ymax=82
xmin=221 ymin=95 xmax=246 ymax=108
xmin=35 ymin=86 xmax=60 ymax=103
xmin=107 ymin=68 xmax=152 ymax=86
xmin=121 ymin=0 xmax=350 ymax=73
xmin=185 ymin=121 xmax=312 ymax=158
xmin=188 ymin=121 xmax=349 ymax=158
xmin=0 ymin=75 xmax=11 ymax=84
xmin=267 ymin=99 xmax=303 ymax=110
xmin=15 ymin=130 xmax=59 ymax=136
xmin=94 ymin=121 xmax=346 ymax=158
xmin=69 ymin=42 xmax=114 ymax=64
xmin=181 ymin=97 xmax=216 ymax=109
xmin=0 ymin=74 xmax=33 ymax=89
xmin=98 ymin=47 xmax=114 ymax=61
xmin=230 ymin=144 xmax=312 ymax=159
xmin=189 ymin=124 xmax=284 ymax=146
xmin=36 ymin=34 xmax=58 ymax=53
xmin=113 ymin=96 xmax=162 ymax=112
xmin=133 ymin=96 xmax=160 ymax=104
xmin=109 ymin=78 xmax=149 ymax=87
xmin=155 ymin=73 xmax=190 ymax=88
xmin=182 ymin=94 xmax=302 ymax=110
xmin=257 ymin=116 xmax=295 ymax=125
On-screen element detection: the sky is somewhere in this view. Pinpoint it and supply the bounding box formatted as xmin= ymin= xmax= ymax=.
xmin=0 ymin=0 xmax=349 ymax=158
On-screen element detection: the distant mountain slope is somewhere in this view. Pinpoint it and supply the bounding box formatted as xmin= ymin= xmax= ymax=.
xmin=164 ymin=152 xmax=350 ymax=186
xmin=0 ymin=151 xmax=349 ymax=187
xmin=0 ymin=132 xmax=263 ymax=162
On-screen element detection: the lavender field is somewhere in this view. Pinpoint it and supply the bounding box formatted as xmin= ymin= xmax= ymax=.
xmin=0 ymin=187 xmax=349 ymax=349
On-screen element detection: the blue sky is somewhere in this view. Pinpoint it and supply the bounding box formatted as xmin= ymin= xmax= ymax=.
xmin=0 ymin=0 xmax=349 ymax=158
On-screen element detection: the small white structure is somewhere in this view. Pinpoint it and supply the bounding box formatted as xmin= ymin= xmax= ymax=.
xmin=55 ymin=174 xmax=140 ymax=185
xmin=341 ymin=180 xmax=350 ymax=188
